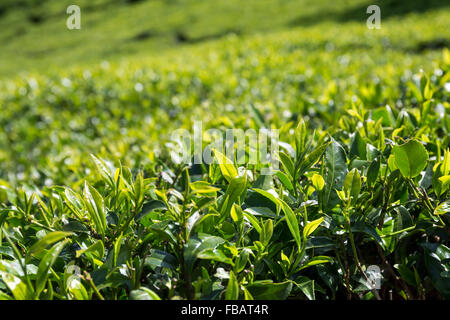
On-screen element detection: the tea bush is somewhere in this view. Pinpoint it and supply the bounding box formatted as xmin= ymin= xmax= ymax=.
xmin=0 ymin=6 xmax=449 ymax=300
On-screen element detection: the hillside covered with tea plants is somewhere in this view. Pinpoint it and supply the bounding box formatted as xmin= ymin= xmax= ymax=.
xmin=0 ymin=1 xmax=449 ymax=300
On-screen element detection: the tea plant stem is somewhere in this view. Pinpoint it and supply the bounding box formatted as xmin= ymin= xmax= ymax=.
xmin=334 ymin=247 xmax=351 ymax=299
xmin=179 ymin=168 xmax=194 ymax=299
xmin=83 ymin=271 xmax=104 ymax=300
xmin=375 ymin=243 xmax=413 ymax=300
xmin=346 ymin=215 xmax=381 ymax=300
xmin=377 ymin=165 xmax=390 ymax=230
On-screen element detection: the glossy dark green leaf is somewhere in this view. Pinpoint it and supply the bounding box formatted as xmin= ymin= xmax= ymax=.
xmin=246 ymin=280 xmax=292 ymax=300
xmin=321 ymin=140 xmax=348 ymax=211
xmin=130 ymin=287 xmax=161 ymax=300
xmin=135 ymin=200 xmax=167 ymax=221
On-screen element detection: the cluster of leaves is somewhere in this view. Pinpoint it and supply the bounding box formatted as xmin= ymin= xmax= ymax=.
xmin=0 ymin=9 xmax=449 ymax=300
xmin=1 ymin=11 xmax=449 ymax=186
xmin=1 ymin=66 xmax=449 ymax=299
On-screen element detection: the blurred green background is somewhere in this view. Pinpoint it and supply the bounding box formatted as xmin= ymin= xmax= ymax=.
xmin=0 ymin=0 xmax=449 ymax=187
xmin=0 ymin=0 xmax=448 ymax=77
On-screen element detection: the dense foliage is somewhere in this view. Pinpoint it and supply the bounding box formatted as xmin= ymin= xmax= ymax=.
xmin=0 ymin=3 xmax=449 ymax=300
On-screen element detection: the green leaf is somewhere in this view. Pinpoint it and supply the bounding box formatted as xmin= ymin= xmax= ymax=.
xmin=230 ymin=204 xmax=243 ymax=223
xmin=225 ymin=271 xmax=239 ymax=300
xmin=184 ymin=234 xmax=226 ymax=274
xmin=76 ymin=240 xmax=105 ymax=259
xmin=279 ymin=199 xmax=302 ymax=251
xmin=213 ymin=149 xmax=238 ymax=183
xmin=343 ymin=168 xmax=361 ymax=203
xmin=130 ymin=287 xmax=161 ymax=300
xmin=350 ymin=131 xmax=367 ymax=160
xmin=311 ymin=174 xmax=325 ymax=191
xmin=252 ymin=174 xmax=273 ymax=190
xmin=235 ymin=248 xmax=251 ymax=273
xmin=423 ymin=77 xmax=433 ymax=100
xmin=0 ymin=271 xmax=33 ymax=300
xmin=243 ymin=210 xmax=262 ymax=234
xmin=90 ymin=154 xmax=115 ymax=189
xmin=276 ymin=171 xmax=293 ymax=191
xmin=221 ymin=176 xmax=247 ymax=219
xmin=352 ymin=222 xmax=384 ymax=248
xmin=367 ymin=157 xmax=380 ymax=187
xmin=388 ymin=154 xmax=398 ymax=172
xmin=439 ymin=175 xmax=450 ymax=191
xmin=36 ymin=239 xmax=69 ymax=296
xmin=135 ymin=200 xmax=167 ymax=221
xmin=144 ymin=249 xmax=177 ymax=270
xmin=0 ymin=290 xmax=13 ymax=300
xmin=298 ymin=256 xmax=333 ymax=271
xmin=260 ymin=219 xmax=273 ymax=246
xmin=393 ymin=140 xmax=428 ymax=178
xmin=190 ymin=181 xmax=220 ymax=194
xmin=83 ymin=181 xmax=107 ymax=236
xmin=252 ymin=188 xmax=280 ymax=210
xmin=303 ymin=217 xmax=324 ymax=238
xmin=421 ymin=243 xmax=450 ymax=298
xmin=279 ymin=152 xmax=295 ymax=178
xmin=395 ymin=206 xmax=414 ymax=231
xmin=66 ymin=277 xmax=89 ymax=300
xmin=321 ymin=140 xmax=348 ymax=211
xmin=63 ymin=188 xmax=84 ymax=218
xmin=198 ymin=247 xmax=233 ymax=265
xmin=435 ymin=200 xmax=450 ymax=216
xmin=299 ymin=142 xmax=331 ymax=175
xmin=246 ymin=280 xmax=292 ymax=300
xmin=28 ymin=231 xmax=72 ymax=259
xmin=294 ymin=276 xmax=315 ymax=300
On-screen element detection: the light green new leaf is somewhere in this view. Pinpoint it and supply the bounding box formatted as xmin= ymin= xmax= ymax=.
xmin=276 ymin=171 xmax=293 ymax=191
xmin=303 ymin=217 xmax=324 ymax=238
xmin=67 ymin=277 xmax=89 ymax=300
xmin=36 ymin=239 xmax=69 ymax=296
xmin=260 ymin=219 xmax=273 ymax=246
xmin=279 ymin=199 xmax=302 ymax=251
xmin=298 ymin=256 xmax=333 ymax=271
xmin=243 ymin=210 xmax=262 ymax=234
xmin=90 ymin=154 xmax=115 ymax=189
xmin=213 ymin=149 xmax=238 ymax=183
xmin=393 ymin=140 xmax=428 ymax=178
xmin=321 ymin=140 xmax=348 ymax=211
xmin=225 ymin=271 xmax=240 ymax=300
xmin=300 ymin=141 xmax=331 ymax=175
xmin=76 ymin=240 xmax=105 ymax=259
xmin=0 ymin=290 xmax=13 ymax=300
xmin=0 ymin=271 xmax=33 ymax=300
xmin=434 ymin=200 xmax=450 ymax=216
xmin=230 ymin=204 xmax=243 ymax=223
xmin=343 ymin=168 xmax=361 ymax=203
xmin=83 ymin=181 xmax=107 ymax=236
xmin=221 ymin=176 xmax=247 ymax=219
xmin=28 ymin=231 xmax=72 ymax=259
xmin=439 ymin=175 xmax=450 ymax=191
xmin=311 ymin=174 xmax=325 ymax=191
xmin=190 ymin=181 xmax=220 ymax=194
